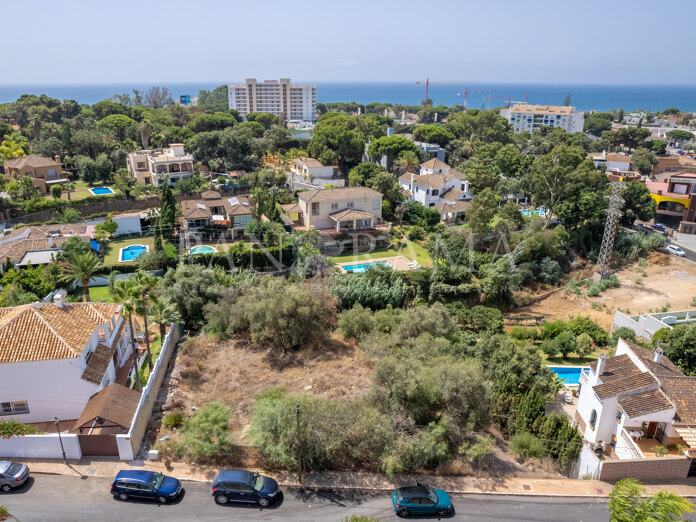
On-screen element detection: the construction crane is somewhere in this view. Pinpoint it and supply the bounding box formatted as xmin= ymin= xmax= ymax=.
xmin=456 ymin=89 xmax=496 ymax=110
xmin=416 ymin=79 xmax=460 ymax=105
xmin=482 ymin=95 xmax=512 ymax=110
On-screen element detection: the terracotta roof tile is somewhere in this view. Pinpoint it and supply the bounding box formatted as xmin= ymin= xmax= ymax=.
xmin=298 ymin=187 xmax=381 ymax=202
xmin=329 ymin=209 xmax=374 ymax=221
xmin=593 ymin=372 xmax=658 ymax=400
xmin=4 ymin=154 xmax=61 ymax=170
xmin=618 ymin=389 xmax=674 ymax=418
xmin=0 ymin=302 xmax=119 ymax=364
xmin=81 ymin=343 xmax=116 ymax=385
xmin=420 ymin=158 xmax=450 ymax=170
xmin=661 ymin=376 xmax=696 ymax=424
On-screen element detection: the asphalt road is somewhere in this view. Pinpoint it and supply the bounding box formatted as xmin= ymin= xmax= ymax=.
xmin=0 ymin=474 xmax=622 ymax=522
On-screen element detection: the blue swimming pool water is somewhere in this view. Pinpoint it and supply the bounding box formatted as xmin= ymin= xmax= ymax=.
xmin=548 ymin=366 xmax=587 ymax=386
xmin=120 ymin=245 xmax=148 ymax=262
xmin=190 ymin=246 xmax=217 ymax=255
xmin=521 ymin=208 xmax=549 ymax=217
xmin=90 ymin=187 xmax=115 ymax=195
xmin=343 ymin=261 xmax=391 ymax=273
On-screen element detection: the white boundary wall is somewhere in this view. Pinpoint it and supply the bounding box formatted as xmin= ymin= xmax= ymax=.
xmin=116 ymin=323 xmax=180 ymax=460
xmin=0 ymin=433 xmax=82 ymax=459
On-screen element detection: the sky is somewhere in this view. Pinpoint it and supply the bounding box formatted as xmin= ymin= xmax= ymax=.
xmin=2 ymin=0 xmax=695 ymax=85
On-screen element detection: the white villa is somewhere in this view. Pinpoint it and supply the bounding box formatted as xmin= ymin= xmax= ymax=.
xmin=576 ymin=339 xmax=696 ymax=460
xmin=126 ymin=144 xmax=195 ymax=186
xmin=0 ymin=298 xmax=135 ymax=424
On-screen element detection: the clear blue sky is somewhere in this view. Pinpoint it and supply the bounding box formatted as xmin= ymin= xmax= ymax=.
xmin=3 ymin=0 xmax=694 ymax=85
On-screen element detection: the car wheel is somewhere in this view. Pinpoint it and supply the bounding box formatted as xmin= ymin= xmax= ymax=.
xmin=118 ymin=493 xmax=128 ymax=501
xmin=158 ymin=496 xmax=167 ymax=504
xmin=258 ymin=497 xmax=270 ymax=507
xmin=397 ymin=509 xmax=410 ymax=518
xmin=1 ymin=484 xmax=11 ymax=492
xmin=437 ymin=508 xmax=449 ymax=516
xmin=215 ymin=494 xmax=229 ymax=505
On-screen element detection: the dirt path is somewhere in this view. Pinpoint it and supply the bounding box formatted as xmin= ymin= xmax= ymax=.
xmin=518 ymin=255 xmax=696 ymax=330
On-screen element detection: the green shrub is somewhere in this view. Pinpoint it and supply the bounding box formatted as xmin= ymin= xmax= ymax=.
xmin=554 ymin=330 xmax=577 ymax=358
xmin=174 ymin=402 xmax=233 ymax=460
xmin=651 ymin=445 xmax=668 ymax=457
xmin=459 ymin=434 xmax=494 ymax=464
xmin=163 ymin=412 xmax=184 ymax=430
xmin=575 ymin=333 xmax=594 ymax=357
xmin=540 ymin=319 xmax=567 ymax=340
xmin=567 ymin=315 xmax=610 ymax=346
xmin=509 ymin=432 xmax=544 ymax=460
xmin=408 ymin=225 xmax=426 ymax=240
xmin=540 ymin=340 xmax=558 ymax=358
xmin=0 ymin=418 xmax=40 ymax=438
xmin=337 ymin=304 xmax=374 ymax=341
xmin=611 ymin=326 xmax=637 ymax=345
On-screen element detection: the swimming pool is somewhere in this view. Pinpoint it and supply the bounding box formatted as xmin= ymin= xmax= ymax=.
xmin=189 ymin=245 xmax=218 ymax=255
xmin=548 ymin=366 xmax=588 ymax=386
xmin=521 ymin=208 xmax=549 ymax=217
xmin=119 ymin=244 xmax=149 ymax=262
xmin=89 ymin=186 xmax=115 ymax=196
xmin=342 ymin=261 xmax=392 ymax=273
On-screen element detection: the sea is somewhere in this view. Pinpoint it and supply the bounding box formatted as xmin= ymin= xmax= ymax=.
xmin=2 ymin=82 xmax=696 ymax=113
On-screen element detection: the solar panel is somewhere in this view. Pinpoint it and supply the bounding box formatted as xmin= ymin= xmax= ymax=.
xmin=196 ymin=203 xmax=206 ymax=210
xmin=227 ymin=197 xmax=239 ymax=207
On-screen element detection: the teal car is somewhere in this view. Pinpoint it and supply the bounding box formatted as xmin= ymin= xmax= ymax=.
xmin=392 ymin=481 xmax=454 ymax=517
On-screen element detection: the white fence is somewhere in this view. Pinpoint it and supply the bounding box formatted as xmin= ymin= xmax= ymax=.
xmin=0 ymin=433 xmax=82 ymax=459
xmin=116 ymin=323 xmax=180 ymax=460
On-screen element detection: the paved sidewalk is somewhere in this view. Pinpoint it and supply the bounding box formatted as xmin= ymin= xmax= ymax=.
xmin=12 ymin=457 xmax=696 ymax=498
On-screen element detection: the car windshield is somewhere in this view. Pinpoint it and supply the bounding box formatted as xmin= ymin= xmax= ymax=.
xmin=427 ymin=488 xmax=438 ymax=503
xmin=5 ymin=464 xmax=20 ymax=476
xmin=149 ymin=473 xmax=165 ymax=489
xmin=251 ymin=474 xmax=265 ymax=491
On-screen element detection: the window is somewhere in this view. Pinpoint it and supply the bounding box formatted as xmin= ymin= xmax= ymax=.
xmin=372 ymin=199 xmax=380 ymax=210
xmin=47 ymin=168 xmax=57 ymax=178
xmin=616 ymin=408 xmax=623 ymax=424
xmin=331 ymin=203 xmax=338 ymax=211
xmin=1 ymin=401 xmax=29 ymax=415
xmin=589 ymin=409 xmax=597 ymax=430
xmin=346 ymin=201 xmax=354 ymax=208
xmin=311 ymin=202 xmax=320 ymax=216
xmin=136 ymin=162 xmax=146 ymax=170
xmin=432 ymin=189 xmax=439 ymax=196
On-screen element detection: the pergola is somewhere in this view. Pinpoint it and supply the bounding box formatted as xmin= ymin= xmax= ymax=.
xmin=329 ymin=209 xmax=374 ymax=232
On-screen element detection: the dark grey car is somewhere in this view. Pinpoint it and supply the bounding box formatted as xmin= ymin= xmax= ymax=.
xmin=0 ymin=462 xmax=29 ymax=491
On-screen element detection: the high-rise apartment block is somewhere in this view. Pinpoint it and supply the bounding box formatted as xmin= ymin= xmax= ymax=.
xmin=227 ymin=78 xmax=316 ymax=122
xmin=499 ymin=104 xmax=585 ymax=133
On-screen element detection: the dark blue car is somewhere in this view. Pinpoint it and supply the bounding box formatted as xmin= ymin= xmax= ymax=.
xmin=653 ymin=223 xmax=666 ymax=231
xmin=111 ymin=470 xmax=182 ymax=504
xmin=211 ymin=469 xmax=280 ymax=507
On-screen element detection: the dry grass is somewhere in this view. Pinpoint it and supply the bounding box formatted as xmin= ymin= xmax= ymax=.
xmin=165 ymin=335 xmax=373 ymax=440
xmin=518 ymin=255 xmax=696 ymax=330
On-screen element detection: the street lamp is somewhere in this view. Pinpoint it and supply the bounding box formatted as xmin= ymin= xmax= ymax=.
xmin=53 ymin=416 xmax=67 ymax=464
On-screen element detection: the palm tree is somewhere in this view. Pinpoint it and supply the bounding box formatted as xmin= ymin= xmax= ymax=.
xmin=109 ymin=280 xmax=143 ymax=392
xmin=28 ymin=113 xmax=42 ymax=140
xmin=130 ymin=271 xmax=159 ymax=371
xmin=149 ymin=297 xmax=180 ymax=348
xmin=61 ymin=251 xmax=104 ymax=302
xmin=608 ymin=478 xmax=693 ymax=522
xmin=395 ymin=150 xmax=421 ymax=175
xmin=62 ymin=182 xmax=76 ymax=201
xmin=19 ymin=176 xmax=36 ymax=200
xmin=461 ymin=134 xmax=477 ymax=159
xmin=0 ymin=134 xmax=28 ymax=160
xmin=138 ymin=119 xmax=152 ymax=149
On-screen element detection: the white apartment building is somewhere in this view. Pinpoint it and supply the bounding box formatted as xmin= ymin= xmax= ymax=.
xmin=500 ymin=104 xmax=585 ymax=133
xmin=228 ymin=78 xmax=316 ymax=122
xmin=126 ymin=144 xmax=195 ymax=186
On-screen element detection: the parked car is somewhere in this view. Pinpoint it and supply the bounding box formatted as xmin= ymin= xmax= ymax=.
xmin=653 ymin=223 xmax=666 ymax=231
xmin=211 ymin=470 xmax=280 ymax=507
xmin=0 ymin=462 xmax=29 ymax=492
xmin=392 ymin=481 xmax=454 ymax=518
xmin=111 ymin=470 xmax=182 ymax=503
xmin=666 ymin=244 xmax=686 ymax=257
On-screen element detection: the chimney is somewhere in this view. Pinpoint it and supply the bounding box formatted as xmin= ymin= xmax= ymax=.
xmin=595 ymin=353 xmax=606 ymax=380
xmin=54 ymin=155 xmax=61 ymax=165
xmin=658 ymin=190 xmax=663 ymax=195
xmin=48 ymin=236 xmax=54 ymax=248
xmin=53 ymin=293 xmax=64 ymax=309
xmin=653 ymin=347 xmax=664 ymax=364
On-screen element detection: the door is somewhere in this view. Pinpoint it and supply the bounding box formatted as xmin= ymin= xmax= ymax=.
xmin=136 ymin=483 xmax=156 ymax=500
xmin=235 ymin=483 xmax=257 ymax=503
xmin=224 ymin=482 xmax=244 ymax=502
xmin=78 ymin=434 xmax=119 ymax=456
xmin=646 ymin=422 xmax=658 ymax=437
xmin=655 ymin=423 xmax=666 ymax=443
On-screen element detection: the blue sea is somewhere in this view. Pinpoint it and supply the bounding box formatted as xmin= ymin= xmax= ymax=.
xmin=2 ymin=82 xmax=696 ymax=113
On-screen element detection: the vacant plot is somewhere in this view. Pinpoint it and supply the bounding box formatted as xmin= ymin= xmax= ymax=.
xmin=162 ymin=336 xmax=373 ymax=440
xmin=520 ymin=254 xmax=696 ymax=330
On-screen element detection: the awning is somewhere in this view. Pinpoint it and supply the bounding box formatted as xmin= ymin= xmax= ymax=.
xmin=329 ymin=209 xmax=374 ymax=222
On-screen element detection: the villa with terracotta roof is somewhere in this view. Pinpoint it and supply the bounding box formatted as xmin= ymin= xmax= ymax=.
xmin=646 ymin=172 xmax=696 ymax=231
xmin=295 ymin=187 xmax=388 ymax=234
xmin=399 ymin=160 xmax=472 ymax=222
xmin=0 ymin=224 xmax=92 ymax=271
xmin=125 ymin=144 xmax=194 ymax=186
xmin=290 ymin=157 xmax=334 ymax=179
xmin=3 ymin=154 xmax=68 ymax=194
xmin=179 ymin=190 xmax=252 ymax=239
xmin=0 ymin=296 xmax=135 ymax=423
xmin=576 ymin=339 xmax=696 ymax=462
